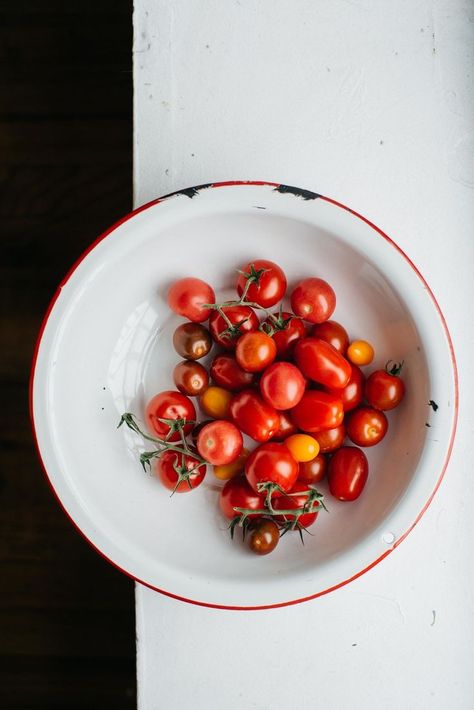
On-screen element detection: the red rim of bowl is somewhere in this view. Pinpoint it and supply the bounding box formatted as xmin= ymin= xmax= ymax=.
xmin=29 ymin=180 xmax=459 ymax=611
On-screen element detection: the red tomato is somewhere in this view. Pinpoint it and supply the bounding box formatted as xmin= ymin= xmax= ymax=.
xmin=311 ymin=320 xmax=349 ymax=354
xmin=298 ymin=454 xmax=327 ymax=484
xmin=145 ymin=390 xmax=196 ymax=441
xmin=230 ymin=390 xmax=280 ymax=442
xmin=271 ymin=410 xmax=298 ymax=441
xmin=294 ymin=337 xmax=351 ymax=389
xmin=328 ymin=446 xmax=368 ymax=501
xmin=365 ymin=368 xmax=405 ymax=410
xmin=245 ymin=443 xmax=299 ymax=496
xmin=290 ymin=277 xmax=336 ymax=324
xmin=314 ymin=424 xmax=346 ymax=453
xmin=325 ymin=364 xmax=364 ymax=412
xmin=290 ymin=391 xmax=344 ymax=433
xmin=273 ymin=482 xmax=319 ymax=527
xmin=236 ymin=259 xmax=287 ymax=308
xmin=156 ymin=449 xmax=206 ymax=493
xmin=261 ymin=311 xmax=307 ymax=359
xmin=346 ymin=407 xmax=388 ymax=447
xmin=235 ymin=331 xmax=277 ymax=373
xmin=167 ymin=277 xmax=215 ymax=322
xmin=220 ymin=477 xmax=265 ymax=520
xmin=197 ymin=420 xmax=243 ymax=465
xmin=259 ymin=361 xmax=306 ymax=410
xmin=210 ymin=354 xmax=254 ymax=391
xmin=209 ymin=305 xmax=259 ymax=350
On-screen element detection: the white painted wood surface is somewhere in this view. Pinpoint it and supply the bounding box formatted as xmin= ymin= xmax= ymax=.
xmin=133 ymin=2 xmax=474 ymax=708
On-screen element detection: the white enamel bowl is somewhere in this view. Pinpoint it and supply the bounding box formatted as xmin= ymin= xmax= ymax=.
xmin=31 ymin=181 xmax=457 ymax=609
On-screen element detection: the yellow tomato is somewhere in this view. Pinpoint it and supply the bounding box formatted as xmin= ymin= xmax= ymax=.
xmin=347 ymin=340 xmax=374 ymax=366
xmin=284 ymin=434 xmax=320 ymax=462
xmin=213 ymin=448 xmax=250 ymax=481
xmin=200 ymin=386 xmax=233 ymax=419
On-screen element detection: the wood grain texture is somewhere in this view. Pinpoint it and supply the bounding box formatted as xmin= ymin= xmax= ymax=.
xmin=0 ymin=1 xmax=135 ymax=707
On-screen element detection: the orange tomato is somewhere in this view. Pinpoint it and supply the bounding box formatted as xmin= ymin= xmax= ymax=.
xmin=200 ymin=386 xmax=233 ymax=419
xmin=347 ymin=340 xmax=374 ymax=366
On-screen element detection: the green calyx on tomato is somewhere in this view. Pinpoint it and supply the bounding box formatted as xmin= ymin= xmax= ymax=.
xmin=118 ymin=411 xmax=206 ymax=472
xmin=157 ymin=449 xmax=207 ymax=495
xmin=229 ymin=485 xmax=326 ymax=541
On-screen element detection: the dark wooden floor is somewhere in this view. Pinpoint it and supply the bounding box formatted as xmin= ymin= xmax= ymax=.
xmin=1 ymin=2 xmax=136 ymax=707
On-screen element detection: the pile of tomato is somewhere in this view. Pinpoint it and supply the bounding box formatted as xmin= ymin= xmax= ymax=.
xmin=120 ymin=259 xmax=405 ymax=556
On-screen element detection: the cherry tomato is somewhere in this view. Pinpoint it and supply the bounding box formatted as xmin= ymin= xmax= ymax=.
xmin=172 ymin=322 xmax=212 ymax=360
xmin=200 ymin=385 xmax=233 ymax=419
xmin=314 ymin=424 xmax=346 ymax=453
xmin=230 ymin=390 xmax=280 ymax=442
xmin=271 ymin=410 xmax=299 ymax=441
xmin=328 ymin=446 xmax=368 ymax=501
xmin=326 ymin=364 xmax=364 ymax=412
xmin=236 ymin=259 xmax=287 ymax=308
xmin=156 ymin=449 xmax=206 ymax=493
xmin=197 ymin=420 xmax=243 ymax=465
xmin=173 ymin=360 xmax=209 ymax=396
xmin=346 ymin=407 xmax=388 ymax=447
xmin=365 ymin=367 xmax=405 ymax=410
xmin=248 ymin=519 xmax=280 ymax=555
xmin=213 ymin=448 xmax=250 ymax=481
xmin=167 ymin=277 xmax=215 ymax=322
xmin=259 ymin=361 xmax=306 ymax=410
xmin=347 ymin=340 xmax=374 ymax=366
xmin=284 ymin=433 xmax=320 ymax=462
xmin=210 ymin=354 xmax=254 ymax=391
xmin=220 ymin=477 xmax=265 ymax=520
xmin=273 ymin=482 xmax=319 ymax=528
xmin=262 ymin=311 xmax=307 ymax=359
xmin=290 ymin=277 xmax=336 ymax=324
xmin=311 ymin=320 xmax=349 ymax=354
xmin=236 ymin=331 xmax=277 ymax=373
xmin=294 ymin=337 xmax=351 ymax=389
xmin=245 ymin=442 xmax=299 ymax=496
xmin=145 ymin=390 xmax=196 ymax=441
xmin=298 ymin=454 xmax=327 ymax=484
xmin=209 ymin=305 xmax=259 ymax=350
xmin=290 ymin=391 xmax=344 ymax=433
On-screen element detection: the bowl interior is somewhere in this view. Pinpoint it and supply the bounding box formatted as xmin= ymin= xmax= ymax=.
xmin=32 ymin=185 xmax=455 ymax=608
